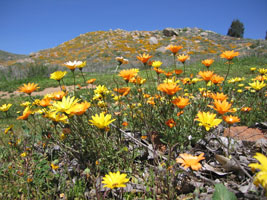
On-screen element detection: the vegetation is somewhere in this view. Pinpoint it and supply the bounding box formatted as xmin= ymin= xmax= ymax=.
xmin=227 ymin=19 xmax=245 ymax=38
xmin=0 ymin=44 xmax=267 ymax=199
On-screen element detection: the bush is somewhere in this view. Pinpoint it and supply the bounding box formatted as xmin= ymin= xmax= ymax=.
xmin=227 ymin=19 xmax=245 ymax=38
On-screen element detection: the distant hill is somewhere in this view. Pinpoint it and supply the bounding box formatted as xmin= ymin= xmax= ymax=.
xmin=1 ymin=28 xmax=267 ymax=71
xmin=0 ymin=50 xmax=29 ymax=66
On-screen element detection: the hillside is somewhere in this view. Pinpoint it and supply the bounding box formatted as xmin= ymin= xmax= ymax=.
xmin=1 ymin=28 xmax=267 ymax=71
xmin=0 ymin=50 xmax=29 ymax=66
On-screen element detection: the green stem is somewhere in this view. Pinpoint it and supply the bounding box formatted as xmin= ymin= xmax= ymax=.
xmin=72 ymin=70 xmax=76 ymax=95
xmin=223 ymin=62 xmax=231 ymax=87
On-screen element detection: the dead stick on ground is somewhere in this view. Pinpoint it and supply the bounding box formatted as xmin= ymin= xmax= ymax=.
xmin=111 ymin=123 xmax=167 ymax=161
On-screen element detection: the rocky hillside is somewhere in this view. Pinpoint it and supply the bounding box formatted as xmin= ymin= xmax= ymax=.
xmin=1 ymin=28 xmax=267 ymax=71
xmin=0 ymin=50 xmax=28 ymax=66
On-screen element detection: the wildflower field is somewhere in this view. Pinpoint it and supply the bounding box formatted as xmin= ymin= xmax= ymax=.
xmin=0 ymin=47 xmax=267 ymax=199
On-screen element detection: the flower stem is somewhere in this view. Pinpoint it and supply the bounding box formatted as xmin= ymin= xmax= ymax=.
xmin=223 ymin=62 xmax=231 ymax=87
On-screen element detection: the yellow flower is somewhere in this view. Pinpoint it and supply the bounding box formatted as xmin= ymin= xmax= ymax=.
xmin=77 ymin=61 xmax=86 ymax=69
xmin=18 ymin=83 xmax=39 ymax=95
xmin=152 ymin=61 xmax=163 ymax=68
xmin=89 ymin=112 xmax=115 ymax=129
xmin=177 ymin=54 xmax=190 ymax=63
xmin=250 ymin=67 xmax=257 ymax=72
xmin=176 ymin=153 xmax=205 ymax=171
xmin=4 ymin=125 xmax=13 ymax=134
xmin=249 ymin=153 xmax=267 ymax=190
xmin=52 ymin=96 xmax=79 ymax=114
xmin=0 ymin=104 xmax=12 ymax=112
xmin=249 ymin=80 xmax=266 ymax=91
xmin=21 ymin=152 xmax=27 ymax=157
xmin=195 ymin=111 xmax=222 ymax=131
xmin=20 ymin=101 xmax=31 ymax=107
xmin=50 ymin=71 xmax=67 ymax=81
xmin=51 ymin=163 xmax=59 ymax=170
xmin=102 ymin=171 xmax=129 ymax=189
xmin=228 ymin=77 xmax=245 ymax=83
xmin=220 ymin=50 xmax=239 ymax=60
xmin=44 ymin=111 xmax=68 ymax=123
xmin=258 ymin=68 xmax=267 ymax=75
xmin=94 ymin=85 xmax=110 ymax=95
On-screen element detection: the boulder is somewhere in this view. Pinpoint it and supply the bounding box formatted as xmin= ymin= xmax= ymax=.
xmin=163 ymin=28 xmax=178 ymax=37
xmin=149 ymin=37 xmax=158 ymax=45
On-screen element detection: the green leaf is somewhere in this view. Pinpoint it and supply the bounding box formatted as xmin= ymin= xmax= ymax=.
xmin=212 ymin=183 xmax=237 ymax=200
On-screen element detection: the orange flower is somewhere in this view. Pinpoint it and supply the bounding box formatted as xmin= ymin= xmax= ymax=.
xmin=164 ymin=72 xmax=173 ymax=78
xmin=177 ymin=54 xmax=190 ymax=64
xmin=87 ymin=79 xmax=96 ymax=84
xmin=166 ymin=45 xmax=183 ymax=55
xmin=176 ymin=153 xmax=205 ymax=171
xmin=210 ymin=92 xmax=228 ymax=101
xmin=39 ymin=98 xmax=52 ymax=107
xmin=241 ymin=107 xmax=252 ymax=112
xmin=209 ymin=99 xmax=232 ymax=115
xmin=211 ymin=74 xmax=224 ymax=85
xmin=172 ymin=97 xmax=190 ymax=109
xmin=157 ymin=83 xmax=181 ymax=95
xmin=131 ymin=76 xmax=146 ymax=85
xmin=136 ymin=53 xmax=152 ymax=65
xmin=154 ymin=67 xmax=165 ymax=74
xmin=198 ymin=71 xmax=214 ymax=82
xmin=118 ymin=69 xmax=138 ymax=82
xmin=114 ymin=87 xmax=131 ymax=96
xmin=220 ymin=50 xmax=239 ymax=60
xmin=18 ymin=83 xmax=39 ymax=95
xmin=166 ymin=119 xmax=176 ymax=128
xmin=69 ymin=101 xmax=91 ymax=116
xmin=122 ymin=122 xmax=128 ymax=127
xmin=202 ymin=59 xmax=214 ymax=68
xmin=17 ymin=107 xmax=32 ymax=120
xmin=223 ymin=115 xmax=240 ymax=124
xmin=174 ymin=69 xmax=183 ymax=75
xmin=52 ymin=91 xmax=67 ymax=101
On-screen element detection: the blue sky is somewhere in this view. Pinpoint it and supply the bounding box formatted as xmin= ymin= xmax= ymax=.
xmin=0 ymin=0 xmax=266 ymax=54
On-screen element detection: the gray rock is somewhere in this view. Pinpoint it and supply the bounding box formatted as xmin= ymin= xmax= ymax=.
xmin=163 ymin=28 xmax=178 ymax=37
xmin=149 ymin=37 xmax=158 ymax=44
xmin=156 ymin=46 xmax=167 ymax=53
